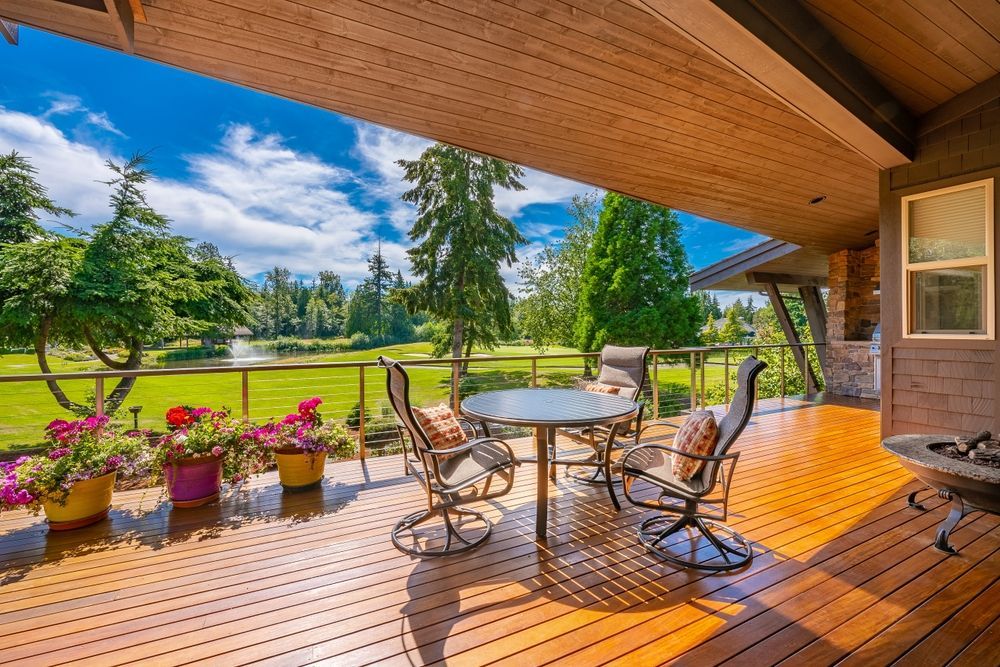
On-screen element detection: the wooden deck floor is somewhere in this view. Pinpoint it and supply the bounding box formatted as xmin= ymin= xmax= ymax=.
xmin=1 ymin=396 xmax=998 ymax=666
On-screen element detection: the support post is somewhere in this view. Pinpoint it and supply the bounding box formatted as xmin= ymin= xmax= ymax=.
xmin=799 ymin=285 xmax=829 ymax=380
xmin=452 ymin=360 xmax=461 ymax=415
xmin=0 ymin=19 xmax=17 ymax=45
xmin=689 ymin=352 xmax=697 ymax=411
xmin=358 ymin=366 xmax=366 ymax=460
xmin=764 ymin=282 xmax=818 ymax=393
xmin=531 ymin=358 xmax=537 ymax=388
xmin=651 ymin=353 xmax=659 ymax=419
xmin=241 ymin=370 xmax=249 ymax=420
xmin=724 ymin=348 xmax=730 ymax=405
xmin=94 ymin=376 xmax=104 ymax=418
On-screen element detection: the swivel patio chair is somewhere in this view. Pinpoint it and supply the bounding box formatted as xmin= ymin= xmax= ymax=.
xmin=553 ymin=345 xmax=650 ymax=500
xmin=621 ymin=355 xmax=767 ymax=571
xmin=378 ymin=355 xmax=518 ymax=558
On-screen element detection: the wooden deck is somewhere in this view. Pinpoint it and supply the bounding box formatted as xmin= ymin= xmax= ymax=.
xmin=1 ymin=395 xmax=998 ymax=666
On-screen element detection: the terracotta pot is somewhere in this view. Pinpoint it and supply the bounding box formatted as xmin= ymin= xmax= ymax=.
xmin=274 ymin=449 xmax=327 ymax=490
xmin=164 ymin=455 xmax=223 ymax=508
xmin=43 ymin=471 xmax=116 ymax=531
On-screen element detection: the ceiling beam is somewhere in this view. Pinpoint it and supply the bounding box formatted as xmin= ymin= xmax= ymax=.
xmin=103 ymin=0 xmax=135 ymax=53
xmin=749 ymin=271 xmax=827 ymax=287
xmin=633 ymin=0 xmax=915 ymax=169
xmin=0 ymin=18 xmax=17 ymax=45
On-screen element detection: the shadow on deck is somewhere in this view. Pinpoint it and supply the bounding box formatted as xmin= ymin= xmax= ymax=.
xmin=1 ymin=395 xmax=997 ymax=665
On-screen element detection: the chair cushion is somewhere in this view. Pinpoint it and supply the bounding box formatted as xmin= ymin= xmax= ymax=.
xmin=585 ymin=382 xmax=621 ymax=395
xmin=671 ymin=410 xmax=719 ymax=481
xmin=412 ymin=404 xmax=468 ymax=460
xmin=437 ymin=439 xmax=513 ymax=487
xmin=621 ymin=445 xmax=707 ymax=496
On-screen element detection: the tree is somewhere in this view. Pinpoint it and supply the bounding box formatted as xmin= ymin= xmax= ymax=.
xmin=345 ymin=247 xmax=412 ymax=344
xmin=395 ymin=144 xmax=526 ymax=364
xmin=717 ymin=311 xmax=749 ymax=344
xmin=701 ymin=312 xmax=719 ymax=345
xmin=256 ymin=267 xmax=298 ymax=338
xmin=695 ymin=290 xmax=723 ymax=322
xmin=575 ymin=193 xmax=699 ymax=351
xmin=516 ymin=191 xmax=599 ymax=351
xmin=0 ymin=151 xmax=74 ymax=245
xmin=0 ymin=154 xmax=255 ymax=414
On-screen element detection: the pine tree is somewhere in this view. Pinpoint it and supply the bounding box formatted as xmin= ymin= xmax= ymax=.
xmin=575 ymin=193 xmax=699 ymax=351
xmin=396 ymin=144 xmax=526 ymax=362
xmin=0 ymin=151 xmax=74 ymax=245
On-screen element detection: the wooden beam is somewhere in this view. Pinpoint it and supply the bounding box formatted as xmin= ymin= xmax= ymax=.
xmin=764 ymin=282 xmax=818 ymax=393
xmin=920 ymin=73 xmax=1000 ymax=137
xmin=633 ymin=0 xmax=914 ymax=168
xmin=0 ymin=19 xmax=17 ymax=45
xmin=749 ymin=272 xmax=827 ymax=287
xmin=798 ymin=285 xmax=828 ymax=377
xmin=103 ymin=0 xmax=134 ymax=53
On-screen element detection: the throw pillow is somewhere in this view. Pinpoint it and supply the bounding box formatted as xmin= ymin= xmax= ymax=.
xmin=671 ymin=410 xmax=719 ymax=481
xmin=584 ymin=382 xmax=621 ymax=395
xmin=412 ymin=404 xmax=468 ymax=460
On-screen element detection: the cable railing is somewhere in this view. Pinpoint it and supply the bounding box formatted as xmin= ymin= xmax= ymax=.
xmin=0 ymin=343 xmax=825 ymax=456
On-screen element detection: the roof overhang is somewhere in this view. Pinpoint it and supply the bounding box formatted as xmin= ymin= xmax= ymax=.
xmin=690 ymin=239 xmax=829 ymax=293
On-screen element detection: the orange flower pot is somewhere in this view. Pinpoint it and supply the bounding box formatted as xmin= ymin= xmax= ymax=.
xmin=43 ymin=471 xmax=116 ymax=531
xmin=274 ymin=449 xmax=327 ymax=490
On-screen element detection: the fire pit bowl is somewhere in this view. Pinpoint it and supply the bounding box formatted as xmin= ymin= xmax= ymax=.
xmin=883 ymin=434 xmax=1000 ymax=554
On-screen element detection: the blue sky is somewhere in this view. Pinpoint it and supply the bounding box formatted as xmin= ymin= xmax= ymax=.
xmin=0 ymin=28 xmax=765 ymax=295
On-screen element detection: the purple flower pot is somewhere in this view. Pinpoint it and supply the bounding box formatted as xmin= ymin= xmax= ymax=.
xmin=164 ymin=455 xmax=223 ymax=508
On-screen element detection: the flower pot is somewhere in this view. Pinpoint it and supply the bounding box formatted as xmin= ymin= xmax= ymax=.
xmin=43 ymin=471 xmax=116 ymax=531
xmin=274 ymin=449 xmax=327 ymax=490
xmin=164 ymin=455 xmax=223 ymax=508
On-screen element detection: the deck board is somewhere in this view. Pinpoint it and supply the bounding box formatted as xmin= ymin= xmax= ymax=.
xmin=1 ymin=395 xmax=997 ymax=666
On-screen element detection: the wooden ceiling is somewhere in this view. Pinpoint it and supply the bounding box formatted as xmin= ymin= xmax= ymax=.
xmin=690 ymin=240 xmax=831 ymax=292
xmin=0 ymin=1 xmax=993 ymax=253
xmin=803 ymin=0 xmax=1000 ymax=116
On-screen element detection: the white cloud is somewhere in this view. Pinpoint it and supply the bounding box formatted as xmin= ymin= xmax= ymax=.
xmin=41 ymin=92 xmax=126 ymax=138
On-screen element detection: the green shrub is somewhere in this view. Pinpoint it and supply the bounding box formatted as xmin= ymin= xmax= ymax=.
xmin=349 ymin=332 xmax=373 ymax=350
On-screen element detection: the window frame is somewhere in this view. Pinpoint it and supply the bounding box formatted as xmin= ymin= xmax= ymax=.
xmin=901 ymin=178 xmax=994 ymax=340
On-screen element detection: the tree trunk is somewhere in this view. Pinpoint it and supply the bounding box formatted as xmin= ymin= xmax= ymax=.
xmin=35 ymin=320 xmax=144 ymax=416
xmin=461 ymin=337 xmax=474 ymax=375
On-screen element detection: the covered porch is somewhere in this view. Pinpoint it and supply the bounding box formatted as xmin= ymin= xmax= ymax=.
xmin=2 ymin=395 xmax=997 ymax=665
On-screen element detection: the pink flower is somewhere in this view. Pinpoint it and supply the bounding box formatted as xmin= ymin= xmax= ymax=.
xmin=48 ymin=448 xmax=71 ymax=461
xmin=298 ymin=397 xmax=323 ymax=414
xmin=191 ymin=407 xmax=213 ymax=419
xmin=281 ymin=413 xmax=301 ymax=426
xmin=211 ymin=446 xmax=223 ymax=458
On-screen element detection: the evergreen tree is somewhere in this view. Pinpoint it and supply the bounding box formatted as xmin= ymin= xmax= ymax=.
xmin=0 ymin=151 xmax=74 ymax=245
xmin=701 ymin=312 xmax=719 ymax=345
xmin=575 ymin=193 xmax=699 ymax=351
xmin=516 ymin=191 xmax=599 ymax=351
xmin=395 ymin=144 xmax=526 ymax=362
xmin=345 ymin=247 xmax=413 ymax=344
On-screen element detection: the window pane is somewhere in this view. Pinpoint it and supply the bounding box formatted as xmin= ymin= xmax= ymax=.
xmin=911 ymin=266 xmax=986 ymax=334
xmin=908 ymin=185 xmax=987 ymax=263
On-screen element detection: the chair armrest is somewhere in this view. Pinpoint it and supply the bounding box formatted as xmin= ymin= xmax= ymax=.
xmin=636 ymin=420 xmax=682 ymax=438
xmin=457 ymin=417 xmax=488 ymax=439
xmin=622 ymin=442 xmax=738 ymax=470
xmin=422 ymin=437 xmax=520 ymax=466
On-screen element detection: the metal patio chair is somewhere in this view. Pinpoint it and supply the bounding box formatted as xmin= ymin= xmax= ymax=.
xmin=553 ymin=346 xmax=650 ymax=495
xmin=378 ymin=355 xmax=518 ymax=558
xmin=621 ymin=355 xmax=767 ymax=571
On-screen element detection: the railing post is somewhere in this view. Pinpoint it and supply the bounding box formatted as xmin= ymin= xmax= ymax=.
xmin=724 ymin=348 xmax=730 ymax=405
xmin=452 ymin=360 xmax=460 ymax=415
xmin=689 ymin=352 xmax=697 ymax=411
xmin=358 ymin=366 xmax=366 ymax=461
xmin=94 ymin=376 xmax=104 ymax=418
xmin=531 ymin=358 xmax=537 ymax=388
xmin=780 ymin=345 xmax=786 ymax=397
xmin=651 ymin=353 xmax=659 ymax=420
xmin=699 ymin=350 xmax=706 ymax=409
xmin=241 ymin=370 xmax=249 ymax=420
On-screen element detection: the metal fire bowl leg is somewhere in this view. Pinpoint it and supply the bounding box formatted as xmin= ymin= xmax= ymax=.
xmin=934 ymin=489 xmax=967 ymax=555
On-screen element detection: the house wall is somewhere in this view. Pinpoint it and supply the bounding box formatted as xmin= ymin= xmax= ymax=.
xmin=826 ymin=241 xmax=881 ymax=399
xmin=880 ymin=95 xmax=1000 ymax=437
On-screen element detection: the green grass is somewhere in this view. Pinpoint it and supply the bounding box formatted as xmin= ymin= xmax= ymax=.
xmin=0 ymin=342 xmax=718 ymax=451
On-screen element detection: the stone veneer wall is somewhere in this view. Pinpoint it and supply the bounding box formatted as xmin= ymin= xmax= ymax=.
xmin=826 ymin=240 xmax=880 ymax=399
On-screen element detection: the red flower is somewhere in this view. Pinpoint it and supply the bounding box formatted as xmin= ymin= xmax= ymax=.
xmin=166 ymin=406 xmax=194 ymax=428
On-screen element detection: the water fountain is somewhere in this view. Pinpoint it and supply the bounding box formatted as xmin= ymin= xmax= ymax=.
xmin=228 ymin=339 xmax=275 ymax=365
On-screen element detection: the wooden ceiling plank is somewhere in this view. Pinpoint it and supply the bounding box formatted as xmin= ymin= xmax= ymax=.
xmin=634 ymin=0 xmax=916 ymax=169
xmin=147 ymin=1 xmax=878 ymax=205
xmin=0 ymin=18 xmax=17 ymax=45
xmin=921 ymin=73 xmax=1000 ymax=137
xmin=103 ymin=0 xmax=135 ymax=53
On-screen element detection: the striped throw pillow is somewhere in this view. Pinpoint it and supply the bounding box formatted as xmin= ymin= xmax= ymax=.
xmin=412 ymin=404 xmax=468 ymax=460
xmin=671 ymin=411 xmax=719 ymax=481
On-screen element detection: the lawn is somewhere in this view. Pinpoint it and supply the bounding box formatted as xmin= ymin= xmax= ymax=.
xmin=0 ymin=343 xmax=721 ymax=451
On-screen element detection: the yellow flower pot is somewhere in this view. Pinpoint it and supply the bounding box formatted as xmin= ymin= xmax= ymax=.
xmin=274 ymin=450 xmax=327 ymax=490
xmin=42 ymin=471 xmax=116 ymax=531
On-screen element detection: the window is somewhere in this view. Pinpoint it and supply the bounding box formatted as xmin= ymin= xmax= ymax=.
xmin=902 ymin=179 xmax=994 ymax=338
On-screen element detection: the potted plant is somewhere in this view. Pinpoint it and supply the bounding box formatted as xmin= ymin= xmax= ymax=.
xmin=154 ymin=406 xmax=262 ymax=507
xmin=250 ymin=397 xmax=356 ymax=490
xmin=0 ymin=416 xmax=146 ymax=530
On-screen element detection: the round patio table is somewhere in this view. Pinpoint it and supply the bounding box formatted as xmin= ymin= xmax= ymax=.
xmin=461 ymin=388 xmax=638 ymax=538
